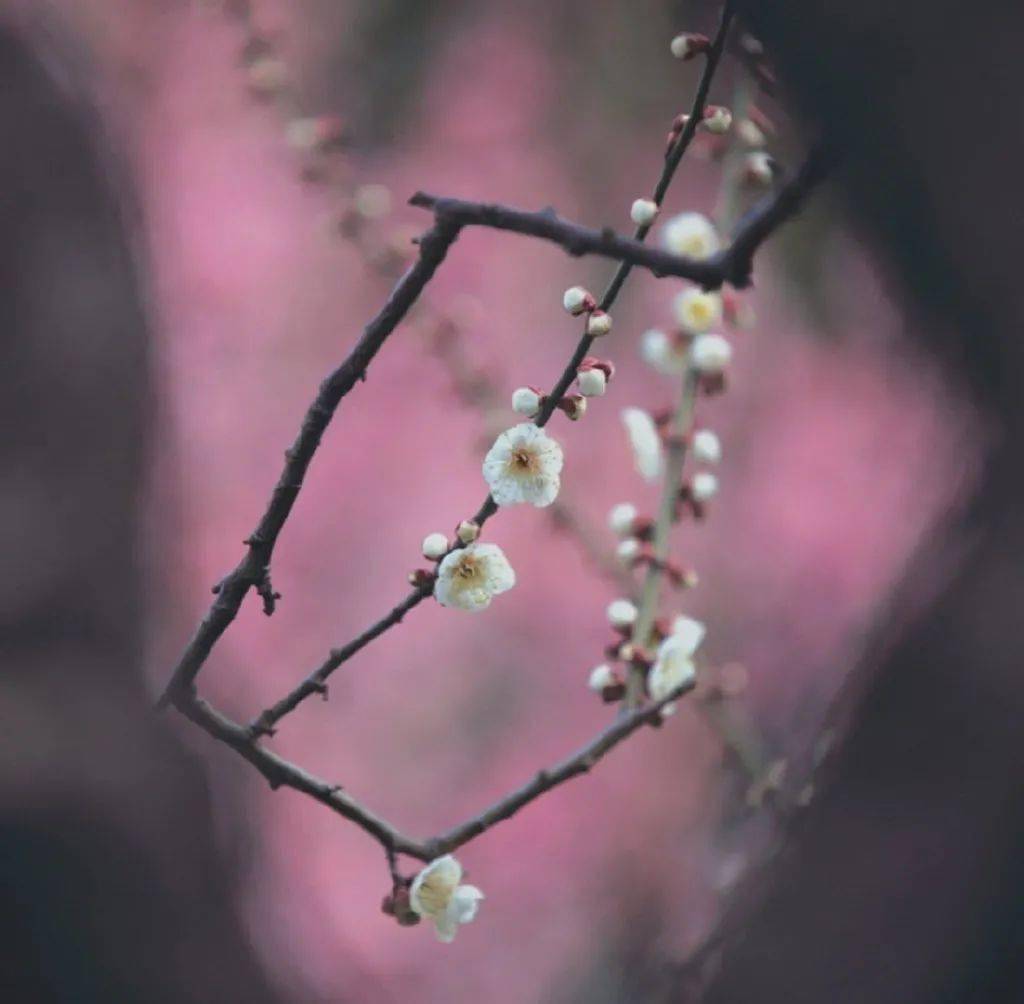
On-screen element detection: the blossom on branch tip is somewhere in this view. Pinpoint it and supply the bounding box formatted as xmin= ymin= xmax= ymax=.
xmin=512 ymin=386 xmax=543 ymax=417
xmin=674 ymin=287 xmax=723 ymax=334
xmin=621 ymin=408 xmax=664 ymax=482
xmin=563 ymin=286 xmax=595 ymax=316
xmin=483 ymin=424 xmax=564 ymax=507
xmin=691 ymin=471 xmax=719 ymax=503
xmin=641 ymin=328 xmax=688 ymax=376
xmin=630 ymin=198 xmax=660 ymax=226
xmin=587 ymin=310 xmax=613 ymax=337
xmin=669 ymin=32 xmax=710 ymax=60
xmin=692 ymin=429 xmax=722 ymax=464
xmin=691 ymin=333 xmax=733 ymax=374
xmin=608 ymin=502 xmax=638 ymax=537
xmin=434 ymin=543 xmax=516 ymax=612
xmin=409 ymin=855 xmax=484 ymax=943
xmin=702 ymin=105 xmax=733 ymax=135
xmin=662 ymin=212 xmax=720 ymax=260
xmin=607 ymin=598 xmax=638 ymax=630
xmin=421 ymin=532 xmax=449 ymax=561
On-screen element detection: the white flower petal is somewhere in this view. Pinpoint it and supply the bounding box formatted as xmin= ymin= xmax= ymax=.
xmin=621 ymin=408 xmax=663 ymax=482
xmin=669 ymin=615 xmax=706 ymax=656
xmin=449 ymin=885 xmax=484 ymax=924
xmin=410 ymin=855 xmax=463 ymax=917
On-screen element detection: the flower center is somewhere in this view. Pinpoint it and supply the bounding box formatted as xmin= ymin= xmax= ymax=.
xmin=509 ymin=447 xmax=539 ymax=475
xmin=456 ymin=556 xmax=480 ymax=581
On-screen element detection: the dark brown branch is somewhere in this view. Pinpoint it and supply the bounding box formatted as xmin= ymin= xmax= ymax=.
xmin=408 ymin=193 xmax=726 ymax=285
xmin=248 ymin=585 xmax=431 ymax=737
xmin=424 ymin=679 xmax=696 ymax=857
xmin=173 ymin=680 xmax=694 ymax=864
xmin=157 ymin=216 xmax=463 ymax=708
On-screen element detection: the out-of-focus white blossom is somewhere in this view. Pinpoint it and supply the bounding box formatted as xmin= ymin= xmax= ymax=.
xmin=669 ymin=32 xmax=710 ymax=60
xmin=648 ymin=615 xmax=705 ymax=714
xmin=353 ymin=183 xmax=392 ymax=219
xmin=456 ymin=520 xmax=480 ymax=544
xmin=630 ymin=198 xmax=660 ymax=226
xmin=607 ymin=598 xmax=638 ymax=629
xmin=563 ymin=286 xmax=594 ymax=316
xmin=588 ymin=664 xmax=616 ymax=692
xmin=737 ymin=117 xmax=767 ymax=148
xmin=587 ymin=310 xmax=613 ymax=336
xmin=421 ymin=532 xmax=449 ymax=561
xmin=608 ymin=502 xmax=638 ymax=537
xmin=483 ymin=424 xmax=564 ymax=507
xmin=409 ymin=855 xmax=484 ymax=943
xmin=512 ymin=386 xmax=542 ymax=417
xmin=691 ymin=471 xmax=719 ymax=502
xmin=691 ymin=333 xmax=733 ymax=374
xmin=434 ymin=543 xmax=515 ymax=611
xmin=662 ymin=212 xmax=720 ymax=260
xmin=745 ymin=151 xmax=774 ymax=185
xmin=621 ymin=408 xmax=663 ymax=482
xmin=616 ymin=538 xmax=641 ymax=564
xmin=692 ymin=429 xmax=722 ymax=464
xmin=577 ymin=368 xmax=607 ymax=397
xmin=674 ymin=287 xmax=723 ymax=334
xmin=641 ymin=328 xmax=688 ymax=376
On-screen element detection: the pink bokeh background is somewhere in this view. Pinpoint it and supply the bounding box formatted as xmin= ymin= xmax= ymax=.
xmin=28 ymin=1 xmax=980 ymax=999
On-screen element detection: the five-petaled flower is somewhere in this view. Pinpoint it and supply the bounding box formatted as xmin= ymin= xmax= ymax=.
xmin=648 ymin=615 xmax=706 ymax=715
xmin=483 ymin=423 xmax=564 ymax=507
xmin=409 ymin=855 xmax=484 ymax=943
xmin=434 ymin=543 xmax=516 ymax=611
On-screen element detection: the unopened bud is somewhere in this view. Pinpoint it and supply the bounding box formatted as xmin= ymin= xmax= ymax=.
xmin=616 ymin=538 xmax=641 ymax=564
xmin=563 ymin=286 xmax=595 ymax=316
xmin=559 ymin=393 xmax=588 ymax=421
xmin=607 ymin=598 xmax=638 ymax=630
xmin=608 ymin=502 xmax=638 ymax=537
xmin=630 ymin=198 xmax=659 ymax=226
xmin=744 ymin=151 xmax=774 ymax=186
xmin=577 ymin=367 xmax=607 ymax=397
xmin=737 ymin=118 xmax=767 ymax=148
xmin=456 ymin=520 xmax=480 ymax=544
xmin=588 ymin=664 xmax=616 ymax=692
xmin=421 ymin=532 xmax=449 ymax=560
xmin=691 ymin=471 xmax=719 ymax=502
xmin=692 ymin=429 xmax=722 ymax=464
xmin=512 ymin=386 xmax=543 ymax=416
xmin=691 ymin=333 xmax=733 ymax=374
xmin=702 ymin=105 xmax=733 ymax=135
xmin=587 ymin=310 xmax=612 ymax=337
xmin=670 ymin=32 xmax=710 ymax=60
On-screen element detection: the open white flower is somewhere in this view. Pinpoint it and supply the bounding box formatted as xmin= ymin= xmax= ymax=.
xmin=409 ymin=855 xmax=484 ymax=943
xmin=648 ymin=615 xmax=705 ymax=714
xmin=434 ymin=543 xmax=515 ymax=611
xmin=641 ymin=328 xmax=688 ymax=376
xmin=662 ymin=212 xmax=720 ymax=260
xmin=674 ymin=287 xmax=723 ymax=334
xmin=622 ymin=408 xmax=663 ymax=482
xmin=483 ymin=424 xmax=564 ymax=507
xmin=691 ymin=333 xmax=733 ymax=374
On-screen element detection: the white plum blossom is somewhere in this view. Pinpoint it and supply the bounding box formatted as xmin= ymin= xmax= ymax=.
xmin=608 ymin=502 xmax=638 ymax=537
xmin=587 ymin=310 xmax=613 ymax=336
xmin=630 ymin=198 xmax=659 ymax=226
xmin=691 ymin=471 xmax=719 ymax=502
xmin=691 ymin=333 xmax=733 ymax=374
xmin=577 ymin=368 xmax=607 ymax=397
xmin=648 ymin=615 xmax=706 ymax=714
xmin=409 ymin=855 xmax=484 ymax=943
xmin=745 ymin=151 xmax=774 ymax=185
xmin=511 ymin=386 xmax=542 ymax=417
xmin=737 ymin=117 xmax=767 ymax=148
xmin=434 ymin=543 xmax=516 ymax=612
xmin=692 ymin=429 xmax=722 ymax=464
xmin=421 ymin=532 xmax=449 ymax=560
xmin=457 ymin=520 xmax=480 ymax=544
xmin=641 ymin=328 xmax=688 ymax=376
xmin=483 ymin=424 xmax=564 ymax=507
xmin=674 ymin=287 xmax=723 ymax=334
xmin=563 ymin=286 xmax=594 ymax=316
xmin=621 ymin=407 xmax=663 ymax=482
xmin=607 ymin=598 xmax=638 ymax=630
xmin=670 ymin=32 xmax=709 ymax=60
xmin=588 ymin=664 xmax=616 ymax=692
xmin=662 ymin=212 xmax=720 ymax=260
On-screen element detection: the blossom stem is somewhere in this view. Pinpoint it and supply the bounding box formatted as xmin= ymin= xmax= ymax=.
xmin=625 ymin=364 xmax=701 ymax=707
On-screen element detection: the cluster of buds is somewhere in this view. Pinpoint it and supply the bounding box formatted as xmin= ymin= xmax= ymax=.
xmin=563 ymin=286 xmax=613 ymax=336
